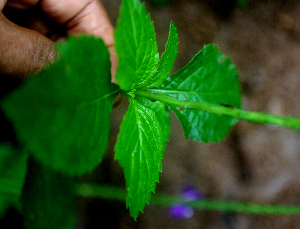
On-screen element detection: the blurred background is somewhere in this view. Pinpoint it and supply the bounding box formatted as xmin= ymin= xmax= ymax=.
xmin=78 ymin=0 xmax=300 ymax=228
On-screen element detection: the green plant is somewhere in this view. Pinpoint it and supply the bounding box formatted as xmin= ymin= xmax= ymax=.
xmin=1 ymin=0 xmax=300 ymax=227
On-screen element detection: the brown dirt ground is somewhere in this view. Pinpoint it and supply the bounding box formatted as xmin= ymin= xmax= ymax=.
xmin=77 ymin=0 xmax=300 ymax=228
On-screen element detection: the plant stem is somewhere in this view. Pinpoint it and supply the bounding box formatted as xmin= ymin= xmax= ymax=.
xmin=134 ymin=90 xmax=300 ymax=130
xmin=77 ymin=183 xmax=300 ymax=215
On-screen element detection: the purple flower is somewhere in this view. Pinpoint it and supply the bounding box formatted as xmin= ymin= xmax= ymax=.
xmin=168 ymin=204 xmax=194 ymax=219
xmin=169 ymin=185 xmax=205 ymax=219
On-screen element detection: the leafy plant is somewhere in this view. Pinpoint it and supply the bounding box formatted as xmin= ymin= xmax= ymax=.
xmin=0 ymin=0 xmax=300 ymax=227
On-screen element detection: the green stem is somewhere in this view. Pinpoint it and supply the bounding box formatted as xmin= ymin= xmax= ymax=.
xmin=77 ymin=183 xmax=300 ymax=215
xmin=134 ymin=90 xmax=300 ymax=130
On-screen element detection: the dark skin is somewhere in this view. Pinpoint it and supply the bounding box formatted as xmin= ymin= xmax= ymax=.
xmin=0 ymin=0 xmax=117 ymax=79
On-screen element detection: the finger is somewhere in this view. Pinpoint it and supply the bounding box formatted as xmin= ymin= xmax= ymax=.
xmin=66 ymin=0 xmax=117 ymax=80
xmin=40 ymin=0 xmax=117 ymax=79
xmin=0 ymin=0 xmax=7 ymax=9
xmin=0 ymin=13 xmax=56 ymax=77
xmin=40 ymin=0 xmax=114 ymax=45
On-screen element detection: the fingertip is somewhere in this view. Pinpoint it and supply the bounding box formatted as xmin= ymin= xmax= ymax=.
xmin=66 ymin=0 xmax=114 ymax=45
xmin=40 ymin=0 xmax=115 ymax=46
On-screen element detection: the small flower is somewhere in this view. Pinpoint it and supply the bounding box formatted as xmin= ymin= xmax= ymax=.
xmin=168 ymin=185 xmax=205 ymax=219
xmin=168 ymin=204 xmax=194 ymax=219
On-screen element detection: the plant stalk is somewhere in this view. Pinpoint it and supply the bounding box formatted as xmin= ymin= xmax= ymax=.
xmin=134 ymin=90 xmax=300 ymax=130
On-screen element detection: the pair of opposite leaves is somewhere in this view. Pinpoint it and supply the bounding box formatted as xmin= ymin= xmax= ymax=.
xmin=1 ymin=0 xmax=240 ymax=220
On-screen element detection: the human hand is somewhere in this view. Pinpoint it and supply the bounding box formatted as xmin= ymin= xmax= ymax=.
xmin=0 ymin=0 xmax=117 ymax=79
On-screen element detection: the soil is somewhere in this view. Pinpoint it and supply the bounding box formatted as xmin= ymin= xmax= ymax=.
xmin=79 ymin=0 xmax=300 ymax=228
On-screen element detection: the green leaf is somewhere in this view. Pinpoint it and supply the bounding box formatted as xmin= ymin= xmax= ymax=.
xmin=114 ymin=98 xmax=170 ymax=219
xmin=143 ymin=22 xmax=179 ymax=88
xmin=159 ymin=44 xmax=241 ymax=142
xmin=0 ymin=143 xmax=28 ymax=217
xmin=21 ymin=158 xmax=76 ymax=229
xmin=115 ymin=0 xmax=159 ymax=91
xmin=1 ymin=36 xmax=119 ymax=175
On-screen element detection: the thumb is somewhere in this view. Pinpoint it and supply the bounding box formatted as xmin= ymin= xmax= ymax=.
xmin=0 ymin=12 xmax=56 ymax=77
